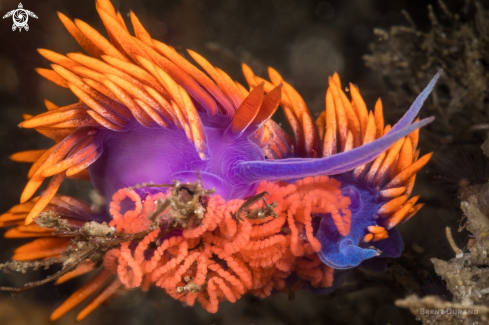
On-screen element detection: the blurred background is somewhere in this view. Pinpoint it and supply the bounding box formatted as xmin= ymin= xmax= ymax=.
xmin=0 ymin=0 xmax=486 ymax=324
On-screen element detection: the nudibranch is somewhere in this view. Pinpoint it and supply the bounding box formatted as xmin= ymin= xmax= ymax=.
xmin=0 ymin=0 xmax=440 ymax=321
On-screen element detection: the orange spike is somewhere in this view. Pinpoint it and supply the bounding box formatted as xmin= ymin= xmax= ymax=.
xmin=10 ymin=150 xmax=47 ymax=163
xmin=315 ymin=111 xmax=326 ymax=141
xmin=170 ymin=100 xmax=193 ymax=141
xmin=86 ymin=110 xmax=124 ymax=131
xmin=228 ymin=83 xmax=264 ymax=136
xmin=363 ymin=233 xmax=373 ymax=242
xmin=13 ymin=237 xmax=70 ymax=260
xmin=323 ymin=88 xmax=337 ymax=157
xmin=267 ymin=67 xmax=283 ymax=86
xmin=385 ymin=196 xmax=419 ymax=229
xmin=385 ymin=153 xmax=433 ymax=189
xmin=116 ymin=11 xmax=129 ymax=31
xmin=378 ymin=187 xmax=406 ymax=199
xmin=253 ymin=75 xmax=286 ymax=102
xmin=322 ymin=127 xmax=336 ymax=158
xmin=35 ymin=128 xmax=73 ymax=143
xmin=373 ymin=231 xmax=389 ymax=242
xmin=178 ymin=86 xmax=208 ymax=160
xmin=38 ymin=49 xmax=79 ymax=70
xmin=135 ymin=99 xmax=170 ymax=128
xmin=71 ymin=65 xmax=105 ymax=84
xmin=76 ymin=278 xmax=122 ymax=321
xmin=330 ymin=79 xmax=361 ymax=148
xmin=374 ymin=98 xmax=384 ymax=139
xmin=82 ymin=78 xmax=118 ymax=102
xmin=413 ymin=149 xmax=420 ymax=161
xmin=67 ymin=168 xmax=91 ymax=181
xmin=338 ymin=90 xmax=362 ymax=147
xmin=74 ymin=19 xmax=130 ymax=61
xmin=10 ymin=224 xmax=53 ymax=234
xmin=4 ymin=227 xmax=52 ymax=238
xmin=250 ymin=84 xmax=282 ymax=129
xmin=352 ymin=113 xmax=377 ymax=179
xmin=0 ymin=214 xmax=28 ymax=227
xmin=332 ymin=72 xmax=341 ymax=88
xmin=241 ymin=63 xmax=258 ymax=88
xmin=67 ymin=83 xmax=127 ymax=127
xmin=25 ymin=173 xmax=67 ymax=225
xmin=139 ymin=57 xmax=185 ymax=112
xmin=27 ymin=147 xmax=56 ymax=179
xmin=365 ymin=151 xmax=386 ymax=186
xmin=3 ymin=199 xmax=38 ymax=214
xmin=67 ymin=53 xmax=144 ymax=101
xmin=50 ymin=269 xmax=112 ymax=321
xmin=402 ymin=203 xmax=425 ymax=224
xmin=55 ymin=262 xmax=96 ymax=285
xmin=36 ymin=68 xmax=69 ymax=88
xmin=41 ymin=117 xmax=100 ymax=129
xmin=101 ymin=79 xmax=154 ymax=126
xmin=404 ymin=174 xmax=417 ymax=197
xmin=235 ymin=81 xmax=250 ymax=97
xmin=216 ymin=67 xmax=246 ymax=102
xmin=20 ymin=104 xmax=89 ymax=129
xmin=44 ymin=99 xmax=59 ymax=110
xmin=130 ymin=11 xmax=152 ymax=44
xmin=266 ymin=120 xmax=294 ymax=157
xmin=188 ymin=49 xmax=242 ymax=109
xmin=395 ymin=137 xmax=414 ymax=176
xmin=58 ymin=13 xmax=104 ymax=58
xmin=373 ymin=138 xmax=405 ymax=187
xmin=133 ymin=40 xmax=220 ymax=116
xmin=282 ymin=82 xmax=319 ymax=158
xmin=96 ymin=0 xmax=117 ymax=19
xmin=367 ymin=225 xmax=386 ymax=234
xmin=349 ymin=83 xmax=369 ymax=139
xmin=283 ymin=106 xmax=304 ymax=156
xmin=384 ymin=125 xmax=391 ymax=135
xmin=104 ymin=73 xmax=173 ymax=124
xmin=66 ymin=150 xmax=101 ymax=177
xmin=143 ymin=85 xmax=181 ymax=128
xmin=22 ymin=129 xmax=88 ymax=203
xmin=102 ymin=55 xmax=169 ymax=96
xmin=377 ymin=194 xmax=408 ymax=217
xmin=1 ymin=214 xmax=30 ymax=229
xmin=362 ymin=111 xmax=376 ymax=144
xmin=51 ymin=63 xmax=128 ymax=117
xmin=344 ymin=130 xmax=354 ymax=152
xmin=409 ymin=118 xmax=420 ymax=151
xmin=41 ymin=142 xmax=98 ymax=177
xmin=328 ymin=80 xmax=348 ymax=151
xmin=152 ymin=41 xmax=234 ymax=115
xmin=96 ymin=5 xmax=147 ymax=61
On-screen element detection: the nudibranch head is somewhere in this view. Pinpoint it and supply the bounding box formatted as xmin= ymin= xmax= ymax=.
xmin=1 ymin=0 xmax=439 ymax=320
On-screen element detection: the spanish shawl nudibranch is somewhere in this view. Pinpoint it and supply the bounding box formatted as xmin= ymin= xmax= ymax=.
xmin=0 ymin=0 xmax=441 ymax=320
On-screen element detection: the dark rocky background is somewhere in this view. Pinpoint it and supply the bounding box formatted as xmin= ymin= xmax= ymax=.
xmin=0 ymin=0 xmax=485 ymax=324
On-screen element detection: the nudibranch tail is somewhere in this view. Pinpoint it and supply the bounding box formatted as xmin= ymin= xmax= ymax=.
xmin=0 ymin=0 xmax=438 ymax=320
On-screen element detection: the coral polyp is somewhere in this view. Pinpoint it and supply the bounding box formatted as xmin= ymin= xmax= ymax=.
xmin=0 ymin=0 xmax=440 ymax=321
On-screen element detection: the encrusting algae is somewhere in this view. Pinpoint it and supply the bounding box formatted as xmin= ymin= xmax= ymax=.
xmin=0 ymin=0 xmax=440 ymax=321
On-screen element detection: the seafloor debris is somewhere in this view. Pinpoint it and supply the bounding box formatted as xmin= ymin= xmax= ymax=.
xmin=364 ymin=1 xmax=489 ymax=146
xmin=396 ymin=138 xmax=489 ymax=324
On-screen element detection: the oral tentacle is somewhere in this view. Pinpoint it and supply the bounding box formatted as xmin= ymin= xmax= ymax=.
xmin=235 ymin=116 xmax=434 ymax=183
